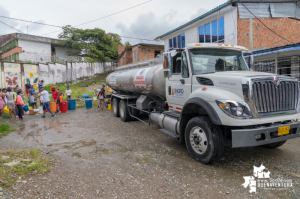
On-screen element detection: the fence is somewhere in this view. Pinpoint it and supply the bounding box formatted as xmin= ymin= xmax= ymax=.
xmin=0 ymin=61 xmax=116 ymax=90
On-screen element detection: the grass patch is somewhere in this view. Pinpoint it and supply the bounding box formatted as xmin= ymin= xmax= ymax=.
xmin=0 ymin=149 xmax=52 ymax=187
xmin=2 ymin=114 xmax=11 ymax=119
xmin=0 ymin=123 xmax=15 ymax=137
xmin=141 ymin=158 xmax=154 ymax=163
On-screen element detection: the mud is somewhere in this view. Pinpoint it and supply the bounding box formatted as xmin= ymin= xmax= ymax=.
xmin=0 ymin=108 xmax=299 ymax=198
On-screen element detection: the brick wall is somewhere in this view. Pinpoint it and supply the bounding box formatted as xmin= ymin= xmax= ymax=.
xmin=237 ymin=16 xmax=300 ymax=50
xmin=117 ymin=51 xmax=133 ymax=66
xmin=118 ymin=45 xmax=125 ymax=55
xmin=132 ymin=46 xmax=163 ymax=62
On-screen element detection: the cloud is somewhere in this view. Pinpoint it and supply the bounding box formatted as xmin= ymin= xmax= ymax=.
xmin=0 ymin=5 xmax=45 ymax=35
xmin=190 ymin=8 xmax=208 ymax=20
xmin=116 ymin=11 xmax=184 ymax=45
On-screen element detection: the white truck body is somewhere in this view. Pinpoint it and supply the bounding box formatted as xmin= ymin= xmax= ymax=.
xmin=107 ymin=43 xmax=300 ymax=164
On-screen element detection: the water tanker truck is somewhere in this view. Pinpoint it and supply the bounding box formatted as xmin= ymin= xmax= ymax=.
xmin=106 ymin=43 xmax=300 ymax=164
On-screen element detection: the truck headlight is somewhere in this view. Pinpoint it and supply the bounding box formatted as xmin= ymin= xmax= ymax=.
xmin=216 ymin=100 xmax=252 ymax=119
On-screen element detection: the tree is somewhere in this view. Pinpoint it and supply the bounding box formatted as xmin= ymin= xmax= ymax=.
xmin=58 ymin=25 xmax=122 ymax=62
xmin=124 ymin=41 xmax=131 ymax=47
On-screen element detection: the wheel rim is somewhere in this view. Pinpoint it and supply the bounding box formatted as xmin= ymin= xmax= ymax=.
xmin=113 ymin=100 xmax=117 ymax=114
xmin=190 ymin=127 xmax=208 ymax=154
xmin=120 ymin=103 xmax=124 ymax=118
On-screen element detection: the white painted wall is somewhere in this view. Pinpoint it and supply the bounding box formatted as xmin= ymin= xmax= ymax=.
xmin=18 ymin=39 xmax=51 ymax=63
xmin=55 ymin=46 xmax=78 ymax=58
xmin=163 ymin=5 xmax=237 ymax=50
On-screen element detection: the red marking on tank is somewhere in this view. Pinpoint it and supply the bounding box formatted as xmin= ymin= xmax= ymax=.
xmin=169 ymin=106 xmax=173 ymax=108
xmin=152 ymin=67 xmax=159 ymax=74
xmin=152 ymin=87 xmax=154 ymax=89
xmin=176 ymin=107 xmax=182 ymax=110
xmin=141 ymin=86 xmax=144 ymax=88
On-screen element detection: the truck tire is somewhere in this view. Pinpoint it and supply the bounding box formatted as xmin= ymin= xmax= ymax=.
xmin=185 ymin=116 xmax=224 ymax=164
xmin=113 ymin=98 xmax=120 ymax=117
xmin=263 ymin=141 xmax=286 ymax=149
xmin=119 ymin=100 xmax=131 ymax=122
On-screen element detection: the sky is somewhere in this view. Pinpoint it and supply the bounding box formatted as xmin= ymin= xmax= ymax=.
xmin=0 ymin=0 xmax=227 ymax=45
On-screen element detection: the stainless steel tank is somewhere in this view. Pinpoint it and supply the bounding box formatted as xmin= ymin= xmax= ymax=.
xmin=106 ymin=59 xmax=166 ymax=100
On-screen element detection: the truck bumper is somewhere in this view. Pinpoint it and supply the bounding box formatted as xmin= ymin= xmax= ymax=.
xmin=232 ymin=122 xmax=300 ymax=148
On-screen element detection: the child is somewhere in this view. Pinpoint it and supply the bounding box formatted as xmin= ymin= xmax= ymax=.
xmin=97 ymin=87 xmax=105 ymax=111
xmin=56 ymin=90 xmax=64 ymax=115
xmin=16 ymin=90 xmax=24 ymax=120
xmin=28 ymin=90 xmax=37 ymax=109
xmin=65 ymin=86 xmax=72 ymax=99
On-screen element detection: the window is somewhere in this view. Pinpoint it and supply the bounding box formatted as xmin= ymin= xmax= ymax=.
xmin=190 ymin=49 xmax=249 ymax=75
xmin=154 ymin=50 xmax=161 ymax=57
xmin=205 ymin=23 xmax=211 ymax=43
xmin=177 ymin=35 xmax=181 ymax=48
xmin=199 ymin=17 xmax=224 ymax=43
xmin=173 ymin=37 xmax=177 ymax=48
xmin=181 ymin=51 xmax=189 ymax=78
xmin=181 ymin=33 xmax=185 ymax=48
xmin=172 ymin=52 xmax=182 ymax=74
xmin=169 ymin=39 xmax=173 ymax=48
xmin=199 ymin=26 xmax=204 ymax=43
xmin=212 ymin=20 xmax=218 ymax=43
xmin=218 ymin=17 xmax=224 ymax=43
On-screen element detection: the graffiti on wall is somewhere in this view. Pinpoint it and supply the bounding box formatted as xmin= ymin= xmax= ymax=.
xmin=26 ymin=73 xmax=38 ymax=90
xmin=6 ymin=72 xmax=18 ymax=87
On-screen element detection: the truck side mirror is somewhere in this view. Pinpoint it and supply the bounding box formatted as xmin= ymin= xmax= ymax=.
xmin=163 ymin=52 xmax=172 ymax=78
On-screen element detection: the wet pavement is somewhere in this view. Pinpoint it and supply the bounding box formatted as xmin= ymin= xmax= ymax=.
xmin=0 ymin=108 xmax=299 ymax=198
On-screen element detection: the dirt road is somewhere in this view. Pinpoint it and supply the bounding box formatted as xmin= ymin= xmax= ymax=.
xmin=0 ymin=108 xmax=299 ymax=198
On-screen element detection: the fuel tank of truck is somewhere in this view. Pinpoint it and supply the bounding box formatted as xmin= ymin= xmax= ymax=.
xmin=106 ymin=63 xmax=166 ymax=100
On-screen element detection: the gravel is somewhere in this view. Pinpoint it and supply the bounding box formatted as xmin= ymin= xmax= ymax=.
xmin=0 ymin=107 xmax=299 ymax=198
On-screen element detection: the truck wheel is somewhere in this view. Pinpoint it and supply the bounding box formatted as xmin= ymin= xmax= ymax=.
xmin=119 ymin=100 xmax=131 ymax=122
xmin=263 ymin=141 xmax=286 ymax=149
xmin=112 ymin=98 xmax=120 ymax=117
xmin=185 ymin=116 xmax=224 ymax=164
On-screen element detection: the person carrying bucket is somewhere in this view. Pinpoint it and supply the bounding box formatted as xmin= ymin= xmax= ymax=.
xmin=5 ymin=87 xmax=16 ymax=120
xmin=35 ymin=86 xmax=55 ymax=118
xmin=16 ymin=90 xmax=24 ymax=120
xmin=51 ymin=86 xmax=61 ymax=115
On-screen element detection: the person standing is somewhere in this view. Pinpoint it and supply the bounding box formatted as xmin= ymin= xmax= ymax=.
xmin=16 ymin=90 xmax=24 ymax=120
xmin=35 ymin=86 xmax=55 ymax=118
xmin=38 ymin=80 xmax=44 ymax=92
xmin=65 ymin=86 xmax=72 ymax=99
xmin=29 ymin=90 xmax=37 ymax=109
xmin=5 ymin=87 xmax=16 ymax=120
xmin=25 ymin=81 xmax=31 ymax=96
xmin=97 ymin=87 xmax=105 ymax=111
xmin=0 ymin=89 xmax=6 ymax=119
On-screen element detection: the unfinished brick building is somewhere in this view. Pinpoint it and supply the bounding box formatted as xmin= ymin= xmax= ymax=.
xmin=117 ymin=43 xmax=164 ymax=66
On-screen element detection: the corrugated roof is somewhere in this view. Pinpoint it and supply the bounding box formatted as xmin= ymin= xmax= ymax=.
xmin=252 ymin=46 xmax=300 ymax=57
xmin=154 ymin=1 xmax=232 ymax=40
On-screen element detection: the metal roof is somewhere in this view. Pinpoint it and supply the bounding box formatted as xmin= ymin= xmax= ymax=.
xmin=154 ymin=1 xmax=232 ymax=40
xmin=251 ymin=46 xmax=300 ymax=57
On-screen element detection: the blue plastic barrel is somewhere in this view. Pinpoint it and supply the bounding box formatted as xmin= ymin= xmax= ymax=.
xmin=67 ymin=99 xmax=76 ymax=110
xmin=23 ymin=105 xmax=29 ymax=112
xmin=85 ymin=99 xmax=92 ymax=109
xmin=82 ymin=94 xmax=89 ymax=98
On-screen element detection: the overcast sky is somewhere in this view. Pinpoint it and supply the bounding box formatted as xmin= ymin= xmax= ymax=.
xmin=0 ymin=0 xmax=227 ymax=45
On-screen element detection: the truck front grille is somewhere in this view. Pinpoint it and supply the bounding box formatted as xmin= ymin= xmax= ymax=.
xmin=252 ymin=81 xmax=299 ymax=113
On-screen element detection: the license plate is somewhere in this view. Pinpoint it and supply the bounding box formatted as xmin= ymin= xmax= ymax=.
xmin=278 ymin=126 xmax=290 ymax=136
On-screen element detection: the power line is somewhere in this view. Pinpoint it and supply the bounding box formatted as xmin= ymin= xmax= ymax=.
xmin=0 ymin=16 xmax=62 ymax=28
xmin=0 ymin=20 xmax=25 ymax=34
xmin=42 ymin=0 xmax=153 ymax=36
xmin=239 ymin=0 xmax=294 ymax=44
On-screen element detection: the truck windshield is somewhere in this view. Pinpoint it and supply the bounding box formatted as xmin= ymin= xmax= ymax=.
xmin=189 ymin=49 xmax=249 ymax=74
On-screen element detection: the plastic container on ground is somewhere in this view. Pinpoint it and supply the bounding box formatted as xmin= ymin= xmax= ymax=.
xmin=108 ymin=104 xmax=112 ymax=110
xmin=67 ymin=99 xmax=76 ymax=110
xmin=85 ymin=99 xmax=92 ymax=109
xmin=38 ymin=106 xmax=43 ymax=114
xmin=82 ymin=94 xmax=89 ymax=98
xmin=29 ymin=109 xmax=34 ymax=115
xmin=60 ymin=101 xmax=68 ymax=113
xmin=49 ymin=102 xmax=56 ymax=112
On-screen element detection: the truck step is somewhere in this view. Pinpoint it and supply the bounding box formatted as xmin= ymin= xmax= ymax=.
xmin=162 ymin=111 xmax=180 ymax=119
xmin=159 ymin=129 xmax=179 ymax=138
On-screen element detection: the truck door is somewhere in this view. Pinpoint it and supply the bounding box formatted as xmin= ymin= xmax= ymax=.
xmin=166 ymin=50 xmax=192 ymax=111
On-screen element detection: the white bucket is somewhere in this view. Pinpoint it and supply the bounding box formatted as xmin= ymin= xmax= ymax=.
xmin=33 ymin=109 xmax=39 ymax=113
xmin=38 ymin=106 xmax=43 ymax=114
xmin=93 ymin=97 xmax=97 ymax=101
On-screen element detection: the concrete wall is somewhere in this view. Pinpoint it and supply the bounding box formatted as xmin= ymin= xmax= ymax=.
xmin=0 ymin=62 xmax=39 ymax=90
xmin=0 ymin=61 xmax=115 ymax=90
xmin=163 ymin=6 xmax=237 ymax=50
xmin=18 ymin=39 xmax=52 ymax=63
xmin=55 ymin=46 xmax=78 ymax=58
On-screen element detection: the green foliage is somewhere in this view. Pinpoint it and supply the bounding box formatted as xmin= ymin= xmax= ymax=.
xmin=124 ymin=41 xmax=131 ymax=46
xmin=58 ymin=26 xmax=122 ymax=62
xmin=0 ymin=123 xmax=14 ymax=136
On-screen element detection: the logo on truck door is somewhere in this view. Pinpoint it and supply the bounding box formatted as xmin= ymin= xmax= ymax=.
xmin=171 ymin=86 xmax=184 ymax=99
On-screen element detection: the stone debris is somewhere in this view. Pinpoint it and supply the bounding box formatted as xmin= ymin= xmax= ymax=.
xmin=3 ymin=160 xmax=20 ymax=166
xmin=0 ymin=178 xmax=8 ymax=185
xmin=21 ymin=159 xmax=32 ymax=162
xmin=0 ymin=155 xmax=9 ymax=162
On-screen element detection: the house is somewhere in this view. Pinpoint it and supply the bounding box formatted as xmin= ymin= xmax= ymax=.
xmin=117 ymin=43 xmax=164 ymax=66
xmin=244 ymin=42 xmax=300 ymax=79
xmin=0 ymin=33 xmax=78 ymax=63
xmin=155 ymin=0 xmax=300 ymax=51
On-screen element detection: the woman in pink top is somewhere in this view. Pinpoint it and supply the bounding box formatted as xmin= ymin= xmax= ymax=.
xmin=16 ymin=90 xmax=24 ymax=120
